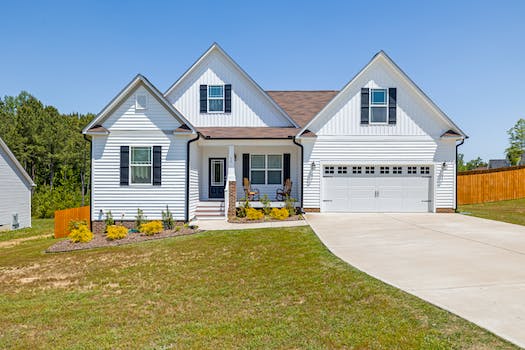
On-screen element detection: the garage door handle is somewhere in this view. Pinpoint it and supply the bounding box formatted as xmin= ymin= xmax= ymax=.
xmin=421 ymin=200 xmax=431 ymax=202
xmin=322 ymin=200 xmax=332 ymax=202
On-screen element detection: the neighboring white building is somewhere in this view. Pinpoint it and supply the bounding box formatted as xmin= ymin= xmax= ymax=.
xmin=83 ymin=43 xmax=467 ymax=232
xmin=0 ymin=137 xmax=35 ymax=230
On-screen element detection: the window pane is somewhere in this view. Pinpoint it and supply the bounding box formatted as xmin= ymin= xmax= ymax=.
xmin=251 ymin=170 xmax=265 ymax=184
xmin=208 ymin=99 xmax=223 ymax=112
xmin=208 ymin=85 xmax=224 ymax=97
xmin=267 ymin=170 xmax=282 ymax=184
xmin=212 ymin=161 xmax=223 ymax=185
xmin=371 ymin=107 xmax=387 ymax=123
xmin=371 ymin=89 xmax=387 ymax=105
xmin=131 ymin=166 xmax=151 ymax=184
xmin=131 ymin=147 xmax=151 ymax=164
xmin=267 ymin=155 xmax=282 ymax=169
xmin=251 ymin=155 xmax=265 ymax=169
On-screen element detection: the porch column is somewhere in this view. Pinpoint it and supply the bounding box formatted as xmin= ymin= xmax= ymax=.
xmin=227 ymin=145 xmax=236 ymax=219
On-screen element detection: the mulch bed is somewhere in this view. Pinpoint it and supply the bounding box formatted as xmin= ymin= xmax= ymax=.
xmin=228 ymin=214 xmax=304 ymax=224
xmin=46 ymin=227 xmax=202 ymax=253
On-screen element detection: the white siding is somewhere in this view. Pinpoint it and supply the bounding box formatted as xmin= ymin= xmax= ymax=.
xmin=311 ymin=58 xmax=450 ymax=138
xmin=91 ymin=131 xmax=188 ymax=221
xmin=166 ymin=50 xmax=293 ymax=127
xmin=103 ymin=85 xmax=182 ymax=131
xmin=196 ymin=141 xmax=301 ymax=202
xmin=188 ymin=142 xmax=200 ymax=219
xmin=0 ymin=147 xmax=32 ymax=229
xmin=91 ymin=83 xmax=192 ymax=221
xmin=302 ymin=137 xmax=456 ymax=210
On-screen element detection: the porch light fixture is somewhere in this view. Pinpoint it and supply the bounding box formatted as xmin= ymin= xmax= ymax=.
xmin=442 ymin=162 xmax=447 ymax=169
xmin=311 ymin=161 xmax=316 ymax=169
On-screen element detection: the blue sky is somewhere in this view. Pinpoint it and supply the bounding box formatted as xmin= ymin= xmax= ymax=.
xmin=1 ymin=0 xmax=524 ymax=161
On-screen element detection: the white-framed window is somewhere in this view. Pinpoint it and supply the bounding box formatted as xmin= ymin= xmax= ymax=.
xmin=208 ymin=85 xmax=224 ymax=112
xmin=135 ymin=94 xmax=147 ymax=110
xmin=130 ymin=146 xmax=152 ymax=184
xmin=250 ymin=154 xmax=282 ymax=185
xmin=324 ymin=166 xmax=335 ymax=175
xmin=352 ymin=166 xmax=362 ymax=174
xmin=338 ymin=166 xmax=348 ymax=174
xmin=365 ymin=166 xmax=375 ymax=174
xmin=380 ymin=166 xmax=390 ymax=174
xmin=420 ymin=166 xmax=430 ymax=175
xmin=370 ymin=88 xmax=388 ymax=124
xmin=393 ymin=166 xmax=402 ymax=174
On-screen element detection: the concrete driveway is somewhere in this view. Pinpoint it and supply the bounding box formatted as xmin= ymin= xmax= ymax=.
xmin=306 ymin=213 xmax=525 ymax=348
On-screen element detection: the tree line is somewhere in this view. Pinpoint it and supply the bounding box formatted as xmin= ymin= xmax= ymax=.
xmin=458 ymin=118 xmax=525 ymax=172
xmin=0 ymin=92 xmax=94 ymax=218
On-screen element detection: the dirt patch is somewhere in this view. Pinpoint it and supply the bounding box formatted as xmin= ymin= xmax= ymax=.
xmin=46 ymin=227 xmax=202 ymax=253
xmin=0 ymin=234 xmax=52 ymax=248
xmin=228 ymin=215 xmax=304 ymax=224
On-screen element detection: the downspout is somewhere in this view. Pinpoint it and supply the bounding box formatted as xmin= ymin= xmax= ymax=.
xmin=455 ymin=138 xmax=465 ymax=212
xmin=185 ymin=133 xmax=200 ymax=222
xmin=83 ymin=134 xmax=92 ymax=226
xmin=292 ymin=136 xmax=304 ymax=210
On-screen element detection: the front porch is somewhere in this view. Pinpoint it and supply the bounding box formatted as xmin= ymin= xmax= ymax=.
xmin=189 ymin=138 xmax=302 ymax=220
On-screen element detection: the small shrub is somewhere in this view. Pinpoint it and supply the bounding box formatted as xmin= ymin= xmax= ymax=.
xmin=140 ymin=220 xmax=163 ymax=236
xmin=161 ymin=205 xmax=174 ymax=230
xmin=69 ymin=224 xmax=93 ymax=243
xmin=236 ymin=197 xmax=251 ymax=218
xmin=246 ymin=208 xmax=264 ymax=220
xmin=104 ymin=210 xmax=114 ymax=230
xmin=135 ymin=208 xmax=146 ymax=228
xmin=284 ymin=196 xmax=297 ymax=216
xmin=261 ymin=194 xmax=271 ymax=215
xmin=270 ymin=207 xmax=289 ymax=220
xmin=106 ymin=225 xmax=128 ymax=240
xmin=68 ymin=219 xmax=87 ymax=232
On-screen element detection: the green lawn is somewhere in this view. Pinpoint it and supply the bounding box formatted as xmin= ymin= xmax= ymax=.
xmin=459 ymin=198 xmax=525 ymax=226
xmin=0 ymin=218 xmax=54 ymax=242
xmin=0 ymin=220 xmax=516 ymax=349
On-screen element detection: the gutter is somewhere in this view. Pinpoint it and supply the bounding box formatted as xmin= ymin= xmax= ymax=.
xmin=292 ymin=137 xmax=304 ymax=210
xmin=455 ymin=138 xmax=466 ymax=212
xmin=185 ymin=133 xmax=200 ymax=222
xmin=83 ymin=134 xmax=93 ymax=226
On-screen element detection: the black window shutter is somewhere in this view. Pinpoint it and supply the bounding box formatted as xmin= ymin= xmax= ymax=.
xmin=120 ymin=146 xmax=129 ymax=186
xmin=361 ymin=88 xmax=369 ymax=125
xmin=224 ymin=84 xmax=232 ymax=113
xmin=283 ymin=153 xmax=291 ymax=182
xmin=388 ymin=88 xmax=397 ymax=125
xmin=242 ymin=153 xmax=250 ymax=180
xmin=153 ymin=146 xmax=162 ymax=186
xmin=200 ymin=85 xmax=207 ymax=113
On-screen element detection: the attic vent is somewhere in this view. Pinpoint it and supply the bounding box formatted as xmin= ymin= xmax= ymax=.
xmin=12 ymin=213 xmax=19 ymax=229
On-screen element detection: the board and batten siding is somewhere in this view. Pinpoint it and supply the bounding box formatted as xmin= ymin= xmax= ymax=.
xmin=301 ymin=57 xmax=458 ymax=211
xmin=0 ymin=146 xmax=32 ymax=229
xmin=166 ymin=50 xmax=292 ymax=128
xmin=92 ymin=84 xmax=191 ymax=221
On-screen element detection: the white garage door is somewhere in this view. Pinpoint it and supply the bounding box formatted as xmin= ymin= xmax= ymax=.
xmin=321 ymin=165 xmax=432 ymax=212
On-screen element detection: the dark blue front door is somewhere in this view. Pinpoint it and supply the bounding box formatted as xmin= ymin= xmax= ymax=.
xmin=209 ymin=158 xmax=226 ymax=199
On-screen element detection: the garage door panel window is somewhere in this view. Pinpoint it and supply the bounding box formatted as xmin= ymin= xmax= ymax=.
xmin=338 ymin=166 xmax=348 ymax=174
xmin=408 ymin=166 xmax=417 ymax=174
xmin=352 ymin=166 xmax=362 ymax=174
xmin=393 ymin=166 xmax=402 ymax=174
xmin=250 ymin=154 xmax=282 ymax=185
xmin=420 ymin=166 xmax=430 ymax=175
xmin=365 ymin=166 xmax=375 ymax=174
xmin=324 ymin=166 xmax=335 ymax=175
xmin=380 ymin=166 xmax=390 ymax=174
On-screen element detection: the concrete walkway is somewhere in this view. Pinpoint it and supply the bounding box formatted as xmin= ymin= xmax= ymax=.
xmin=192 ymin=219 xmax=307 ymax=231
xmin=306 ymin=213 xmax=525 ymax=348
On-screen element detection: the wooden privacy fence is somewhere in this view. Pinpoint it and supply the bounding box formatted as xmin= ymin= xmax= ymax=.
xmin=54 ymin=206 xmax=90 ymax=238
xmin=458 ymin=166 xmax=525 ymax=205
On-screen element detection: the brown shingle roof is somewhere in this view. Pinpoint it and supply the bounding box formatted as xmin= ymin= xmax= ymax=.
xmin=267 ymin=90 xmax=338 ymax=128
xmin=197 ymin=127 xmax=298 ymax=139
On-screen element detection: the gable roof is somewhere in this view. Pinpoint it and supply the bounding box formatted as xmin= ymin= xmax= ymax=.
xmin=266 ymin=91 xmax=338 ymax=128
xmin=297 ymin=51 xmax=468 ymax=139
xmin=83 ymin=74 xmax=196 ymax=134
xmin=0 ymin=137 xmax=35 ymax=187
xmin=164 ymin=42 xmax=299 ymax=128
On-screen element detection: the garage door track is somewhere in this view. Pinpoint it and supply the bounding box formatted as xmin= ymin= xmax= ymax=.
xmin=307 ymin=213 xmax=525 ymax=348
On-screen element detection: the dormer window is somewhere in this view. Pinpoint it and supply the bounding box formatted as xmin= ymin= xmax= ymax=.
xmin=135 ymin=94 xmax=147 ymax=110
xmin=208 ymin=85 xmax=224 ymax=112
